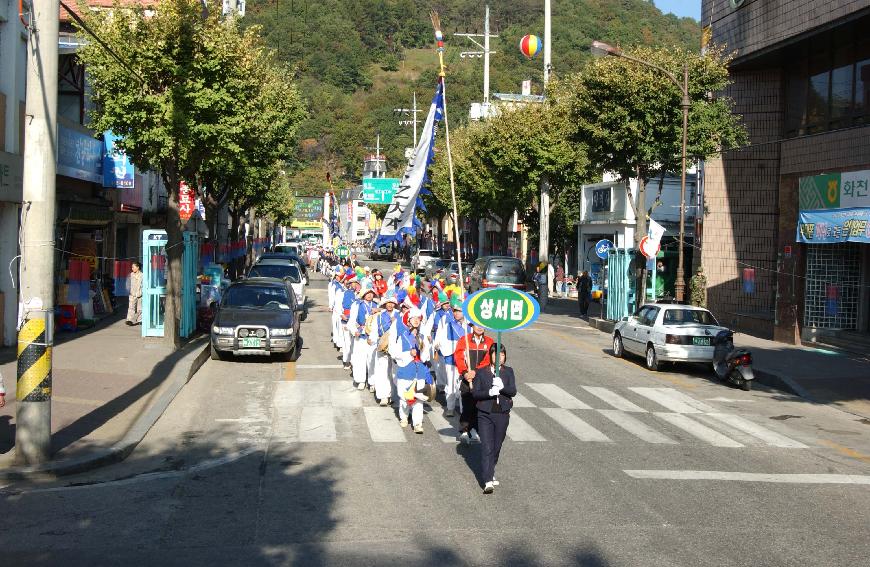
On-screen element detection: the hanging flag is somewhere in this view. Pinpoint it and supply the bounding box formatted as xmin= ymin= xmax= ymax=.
xmin=375 ymin=82 xmax=444 ymax=246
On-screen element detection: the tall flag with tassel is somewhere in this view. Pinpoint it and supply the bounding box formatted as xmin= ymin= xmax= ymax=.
xmin=375 ymin=82 xmax=444 ymax=246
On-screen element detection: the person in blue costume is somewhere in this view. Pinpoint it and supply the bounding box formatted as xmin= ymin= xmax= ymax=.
xmin=389 ymin=305 xmax=432 ymax=434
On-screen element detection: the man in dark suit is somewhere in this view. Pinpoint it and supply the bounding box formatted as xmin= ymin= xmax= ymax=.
xmin=472 ymin=344 xmax=516 ymax=494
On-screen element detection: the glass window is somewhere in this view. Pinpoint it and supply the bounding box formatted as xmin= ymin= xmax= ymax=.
xmin=856 ymin=39 xmax=870 ymax=123
xmin=641 ymin=307 xmax=660 ymax=326
xmin=831 ymin=45 xmax=854 ymax=126
xmin=222 ymin=285 xmax=290 ymax=309
xmin=806 ymin=54 xmax=831 ymax=131
xmin=248 ymin=264 xmax=301 ymax=282
xmin=663 ymin=309 xmax=719 ymax=326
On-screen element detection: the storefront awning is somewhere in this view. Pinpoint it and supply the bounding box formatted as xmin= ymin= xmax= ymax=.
xmin=58 ymin=203 xmax=114 ymax=226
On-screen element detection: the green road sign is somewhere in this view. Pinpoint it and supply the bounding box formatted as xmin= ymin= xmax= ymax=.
xmin=336 ymin=245 xmax=349 ymax=258
xmin=462 ymin=288 xmax=540 ymax=332
xmin=362 ymin=178 xmax=399 ymax=204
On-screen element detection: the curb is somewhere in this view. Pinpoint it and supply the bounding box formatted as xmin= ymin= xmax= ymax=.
xmin=0 ymin=337 xmax=210 ymax=482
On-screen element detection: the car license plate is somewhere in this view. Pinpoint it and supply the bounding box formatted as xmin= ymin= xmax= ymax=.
xmin=692 ymin=337 xmax=711 ymax=346
xmin=240 ymin=337 xmax=262 ymax=348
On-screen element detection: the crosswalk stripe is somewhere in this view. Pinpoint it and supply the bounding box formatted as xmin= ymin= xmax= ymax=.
xmin=271 ymin=406 xmax=302 ymax=442
xmin=630 ymin=387 xmax=715 ymax=414
xmin=506 ymin=411 xmax=547 ymax=442
xmin=527 ymin=383 xmax=592 ymax=409
xmin=655 ymin=413 xmax=743 ymax=447
xmin=303 ymin=382 xmax=331 ymax=407
xmin=511 ymin=393 xmax=536 ymax=408
xmin=583 ymin=386 xmax=647 ymax=412
xmin=363 ymin=407 xmax=406 ymax=442
xmin=329 ymin=381 xmax=363 ymax=408
xmin=426 ymin=411 xmax=460 ymax=443
xmin=299 ymin=406 xmax=337 ymax=442
xmin=705 ymin=413 xmax=808 ymax=448
xmin=597 ymin=410 xmax=677 ymax=444
xmin=273 ymin=381 xmax=303 ymax=408
xmin=542 ymin=408 xmax=611 ymax=442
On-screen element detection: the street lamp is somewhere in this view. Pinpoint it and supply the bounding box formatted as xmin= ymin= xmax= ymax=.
xmin=590 ymin=40 xmax=692 ymax=303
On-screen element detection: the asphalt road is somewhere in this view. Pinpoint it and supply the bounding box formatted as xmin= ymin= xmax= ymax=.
xmin=2 ymin=261 xmax=870 ymax=566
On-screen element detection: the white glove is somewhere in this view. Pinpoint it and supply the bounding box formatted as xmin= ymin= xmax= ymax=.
xmin=492 ymin=376 xmax=504 ymax=391
xmin=488 ymin=385 xmax=501 ymax=397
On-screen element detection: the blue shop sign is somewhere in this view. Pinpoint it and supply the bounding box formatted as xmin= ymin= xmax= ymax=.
xmin=102 ymin=131 xmax=135 ymax=189
xmin=57 ymin=123 xmax=102 ymax=183
xmin=797 ymin=208 xmax=870 ymax=244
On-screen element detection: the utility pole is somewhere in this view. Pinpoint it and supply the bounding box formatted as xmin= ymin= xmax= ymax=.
xmin=16 ymin=0 xmax=59 ymax=465
xmin=538 ymin=0 xmax=552 ymax=265
xmin=394 ymin=93 xmax=421 ymax=147
xmin=455 ymin=4 xmax=498 ymax=118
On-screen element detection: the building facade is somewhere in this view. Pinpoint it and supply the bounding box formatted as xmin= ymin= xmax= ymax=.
xmin=700 ymin=0 xmax=870 ymax=344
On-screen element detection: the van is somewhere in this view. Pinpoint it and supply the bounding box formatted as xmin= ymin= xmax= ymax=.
xmin=467 ymin=256 xmax=527 ymax=293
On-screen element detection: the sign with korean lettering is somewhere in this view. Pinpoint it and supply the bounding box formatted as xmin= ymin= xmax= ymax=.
xmin=178 ymin=182 xmax=195 ymax=223
xmin=796 ymin=207 xmax=870 ymax=244
xmin=362 ymin=178 xmax=399 ymax=204
xmin=462 ymin=288 xmax=540 ymax=332
xmin=799 ymin=170 xmax=870 ymax=211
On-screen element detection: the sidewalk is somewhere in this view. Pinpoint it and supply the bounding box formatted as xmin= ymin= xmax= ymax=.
xmin=567 ymin=300 xmax=870 ymax=420
xmin=0 ymin=305 xmax=209 ymax=481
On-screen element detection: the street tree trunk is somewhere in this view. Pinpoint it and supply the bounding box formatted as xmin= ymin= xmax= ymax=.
xmin=633 ymin=172 xmax=649 ymax=308
xmin=162 ymin=169 xmax=184 ymax=350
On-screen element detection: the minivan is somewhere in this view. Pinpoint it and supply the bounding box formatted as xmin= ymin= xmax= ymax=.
xmin=467 ymin=256 xmax=527 ymax=292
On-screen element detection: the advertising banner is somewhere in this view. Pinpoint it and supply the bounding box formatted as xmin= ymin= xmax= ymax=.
xmin=102 ymin=131 xmax=135 ymax=189
xmin=57 ymin=123 xmax=102 ymax=183
xmin=796 ymin=207 xmax=870 ymax=244
xmin=799 ymin=170 xmax=870 ymax=210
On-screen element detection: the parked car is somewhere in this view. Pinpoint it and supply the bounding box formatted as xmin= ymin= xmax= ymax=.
xmin=248 ymin=260 xmax=307 ymax=320
xmin=411 ymin=249 xmax=440 ymax=274
xmin=273 ymin=243 xmax=303 ymax=256
xmin=210 ymin=278 xmax=304 ymax=361
xmin=370 ymin=242 xmax=393 ymax=261
xmin=425 ymin=258 xmax=452 ymax=278
xmin=467 ymin=256 xmax=527 ymax=293
xmin=256 ymin=252 xmax=308 ymax=281
xmin=446 ymin=261 xmax=473 ymax=278
xmin=611 ymin=304 xmax=730 ymax=371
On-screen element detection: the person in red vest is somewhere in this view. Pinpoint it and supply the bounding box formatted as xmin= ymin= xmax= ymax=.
xmin=454 ymin=325 xmax=494 ymax=444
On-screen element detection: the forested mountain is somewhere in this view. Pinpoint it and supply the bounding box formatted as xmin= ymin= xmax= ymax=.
xmin=244 ymin=0 xmax=700 ymax=191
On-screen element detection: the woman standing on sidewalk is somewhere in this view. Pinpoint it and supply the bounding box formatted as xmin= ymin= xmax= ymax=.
xmin=472 ymin=343 xmax=516 ymax=494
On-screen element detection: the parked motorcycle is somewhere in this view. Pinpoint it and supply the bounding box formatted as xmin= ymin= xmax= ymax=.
xmin=712 ymin=330 xmax=754 ymax=391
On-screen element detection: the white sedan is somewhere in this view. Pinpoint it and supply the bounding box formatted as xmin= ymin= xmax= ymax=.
xmin=611 ymin=303 xmax=729 ymax=371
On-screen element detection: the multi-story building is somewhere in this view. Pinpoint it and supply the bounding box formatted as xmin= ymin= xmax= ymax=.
xmin=700 ymin=0 xmax=870 ymax=347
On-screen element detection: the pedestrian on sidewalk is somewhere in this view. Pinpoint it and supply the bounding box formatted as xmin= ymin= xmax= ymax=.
xmin=534 ymin=263 xmax=548 ymax=311
xmin=473 ymin=343 xmax=516 ymax=494
xmin=555 ymin=265 xmax=565 ymax=298
xmin=577 ymin=270 xmax=593 ymax=317
xmin=454 ymin=325 xmax=494 ymax=444
xmin=126 ymin=261 xmax=143 ymax=326
xmin=0 ymin=369 xmax=6 ymax=408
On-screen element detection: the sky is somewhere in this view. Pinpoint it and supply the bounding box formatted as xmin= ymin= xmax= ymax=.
xmin=654 ymin=0 xmax=701 ymax=21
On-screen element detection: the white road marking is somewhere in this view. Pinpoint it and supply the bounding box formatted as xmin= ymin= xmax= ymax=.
xmin=299 ymin=406 xmax=337 ymax=442
xmin=505 ymin=411 xmax=547 ymax=442
xmin=534 ymin=320 xmax=597 ymax=331
xmin=542 ymin=408 xmax=611 ymax=442
xmin=630 ymin=387 xmax=716 ymax=414
xmin=597 ymin=410 xmax=677 ymax=444
xmin=706 ymin=397 xmax=756 ymax=403
xmin=303 ymin=382 xmax=331 ymax=407
xmin=273 ymin=381 xmax=303 ymax=407
xmin=329 ymin=381 xmax=363 ymax=408
xmin=296 ymin=364 xmax=345 ymax=369
xmin=624 ymin=470 xmax=870 ymax=485
xmin=271 ymin=406 xmax=302 ymax=442
xmin=655 ymin=413 xmax=743 ymax=447
xmin=426 ymin=411 xmax=460 ymax=443
xmin=705 ymin=413 xmax=808 ymax=448
xmin=583 ymin=386 xmax=647 ymax=412
xmin=363 ymin=407 xmax=406 ymax=442
xmin=527 ymin=383 xmax=592 ymax=409
xmin=511 ymin=393 xmax=536 ymax=408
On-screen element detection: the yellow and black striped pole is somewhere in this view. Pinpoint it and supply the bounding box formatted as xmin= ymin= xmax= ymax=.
xmin=17 ymin=316 xmax=53 ymax=403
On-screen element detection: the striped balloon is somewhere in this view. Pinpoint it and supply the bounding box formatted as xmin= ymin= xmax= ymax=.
xmin=519 ymin=34 xmax=542 ymax=59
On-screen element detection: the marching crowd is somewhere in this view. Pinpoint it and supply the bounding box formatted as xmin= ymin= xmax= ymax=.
xmin=322 ymin=260 xmax=515 ymax=494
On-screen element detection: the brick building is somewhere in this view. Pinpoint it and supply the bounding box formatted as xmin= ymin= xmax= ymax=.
xmin=700 ymin=0 xmax=870 ymax=347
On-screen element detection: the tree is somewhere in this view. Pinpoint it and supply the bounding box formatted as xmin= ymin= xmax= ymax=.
xmin=556 ymin=44 xmax=747 ymax=298
xmin=79 ymin=0 xmax=304 ymax=348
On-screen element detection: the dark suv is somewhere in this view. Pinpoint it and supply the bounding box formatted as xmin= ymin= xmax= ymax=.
xmin=467 ymin=256 xmax=527 ymax=293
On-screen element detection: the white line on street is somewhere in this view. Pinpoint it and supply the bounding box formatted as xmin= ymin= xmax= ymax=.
xmin=426 ymin=411 xmax=460 ymax=443
xmin=527 ymin=383 xmax=592 ymax=409
xmin=303 ymin=382 xmax=331 ymax=407
xmin=655 ymin=412 xmax=744 ymax=447
xmin=511 ymin=393 xmax=536 ymax=408
xmin=296 ymin=364 xmax=345 ymax=369
xmin=329 ymin=381 xmax=363 ymax=408
xmin=534 ymin=320 xmax=596 ymax=331
xmin=273 ymin=381 xmax=303 ymax=408
xmin=597 ymin=410 xmax=677 ymax=444
xmin=542 ymin=408 xmax=611 ymax=442
xmin=705 ymin=413 xmax=808 ymax=448
xmin=271 ymin=406 xmax=302 ymax=442
xmin=363 ymin=407 xmax=406 ymax=442
xmin=623 ymin=470 xmax=870 ymax=485
xmin=582 ymin=386 xmax=647 ymax=412
xmin=630 ymin=387 xmax=715 ymax=414
xmin=299 ymin=406 xmax=337 ymax=442
xmin=505 ymin=411 xmax=547 ymax=442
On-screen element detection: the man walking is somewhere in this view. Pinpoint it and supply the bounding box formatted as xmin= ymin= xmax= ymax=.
xmin=126 ymin=261 xmax=143 ymax=326
xmin=577 ymin=270 xmax=593 ymax=317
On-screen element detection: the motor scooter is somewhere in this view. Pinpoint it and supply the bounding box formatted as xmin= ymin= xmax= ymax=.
xmin=712 ymin=330 xmax=755 ymax=391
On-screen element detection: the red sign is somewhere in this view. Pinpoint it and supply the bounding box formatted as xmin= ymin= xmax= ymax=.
xmin=639 ymin=235 xmax=660 ymax=259
xmin=179 ymin=182 xmax=195 ymax=222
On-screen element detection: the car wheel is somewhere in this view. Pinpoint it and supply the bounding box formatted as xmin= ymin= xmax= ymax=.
xmin=645 ymin=344 xmax=659 ymax=371
xmin=612 ymin=333 xmax=624 ymax=358
xmin=740 ymin=379 xmax=752 ymax=391
xmin=290 ymin=336 xmax=303 ymax=362
xmin=209 ymin=342 xmax=225 ymax=361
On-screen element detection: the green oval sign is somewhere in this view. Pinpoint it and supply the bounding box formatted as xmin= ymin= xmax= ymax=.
xmin=462 ymin=288 xmax=540 ymax=332
xmin=336 ymin=245 xmax=349 ymax=258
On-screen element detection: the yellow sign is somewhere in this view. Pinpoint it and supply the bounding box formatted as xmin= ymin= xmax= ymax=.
xmin=290 ymin=220 xmax=321 ymax=229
